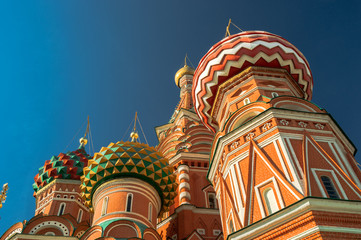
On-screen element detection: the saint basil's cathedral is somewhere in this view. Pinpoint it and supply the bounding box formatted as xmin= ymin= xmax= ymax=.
xmin=2 ymin=30 xmax=361 ymax=240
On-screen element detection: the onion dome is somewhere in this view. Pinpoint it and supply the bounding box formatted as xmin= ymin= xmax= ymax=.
xmin=33 ymin=145 xmax=91 ymax=193
xmin=175 ymin=64 xmax=195 ymax=87
xmin=80 ymin=141 xmax=177 ymax=215
xmin=192 ymin=31 xmax=313 ymax=132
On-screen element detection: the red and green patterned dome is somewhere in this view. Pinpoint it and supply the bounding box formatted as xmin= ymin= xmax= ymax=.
xmin=193 ymin=31 xmax=313 ymax=132
xmin=33 ymin=146 xmax=91 ymax=193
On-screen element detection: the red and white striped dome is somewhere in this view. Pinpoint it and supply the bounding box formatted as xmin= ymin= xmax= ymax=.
xmin=192 ymin=31 xmax=313 ymax=132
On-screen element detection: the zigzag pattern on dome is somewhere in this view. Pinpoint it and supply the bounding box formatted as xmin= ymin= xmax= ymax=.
xmin=80 ymin=141 xmax=177 ymax=214
xmin=33 ymin=148 xmax=91 ymax=193
xmin=192 ymin=31 xmax=313 ymax=132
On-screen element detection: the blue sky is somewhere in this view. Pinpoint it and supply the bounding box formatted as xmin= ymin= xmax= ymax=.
xmin=0 ymin=0 xmax=361 ymax=233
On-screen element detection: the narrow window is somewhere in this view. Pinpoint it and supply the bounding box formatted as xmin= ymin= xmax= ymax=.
xmin=101 ymin=197 xmax=109 ymax=216
xmin=209 ymin=193 xmax=216 ymax=209
xmin=58 ymin=203 xmax=66 ymax=216
xmin=264 ymin=188 xmax=279 ymax=215
xmin=77 ymin=209 xmax=83 ymax=222
xmin=126 ymin=194 xmax=133 ymax=212
xmin=148 ymin=203 xmax=152 ymax=221
xmin=243 ymin=98 xmax=250 ymax=105
xmin=271 ymin=92 xmax=279 ymax=98
xmin=229 ymin=219 xmax=234 ymax=233
xmin=321 ymin=176 xmax=340 ymax=199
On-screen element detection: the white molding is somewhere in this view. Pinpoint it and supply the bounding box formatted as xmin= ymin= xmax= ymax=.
xmin=253 ymin=147 xmax=301 ymax=200
xmin=310 ymin=168 xmax=347 ymax=199
xmin=306 ymin=138 xmax=361 ymax=199
xmin=179 ymin=182 xmax=190 ymax=191
xmin=229 ymin=198 xmax=361 ymax=240
xmin=93 ymin=178 xmax=161 ymax=213
xmin=177 ymin=165 xmax=190 ymax=173
xmin=288 ymin=225 xmax=361 ymax=240
xmin=179 ymin=191 xmax=191 ymax=201
xmin=254 ymin=177 xmax=284 ymax=218
xmin=178 ymin=173 xmax=190 ymax=182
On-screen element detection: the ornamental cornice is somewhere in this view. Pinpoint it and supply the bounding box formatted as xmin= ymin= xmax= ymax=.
xmin=228 ymin=197 xmax=361 ymax=240
xmin=208 ymin=108 xmax=356 ymax=182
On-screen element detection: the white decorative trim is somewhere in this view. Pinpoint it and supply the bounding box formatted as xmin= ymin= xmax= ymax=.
xmin=29 ymin=221 xmax=69 ymax=236
xmin=288 ymin=226 xmax=361 ymax=240
xmin=179 ymin=182 xmax=190 ymax=191
xmin=93 ymin=179 xmax=161 ymax=214
xmin=305 ymin=138 xmax=361 ymax=198
xmin=177 ymin=165 xmax=190 ymax=173
xmin=228 ymin=198 xmax=361 ymax=240
xmin=179 ymin=191 xmax=191 ymax=201
xmin=311 ymin=168 xmax=347 ymax=199
xmin=4 ymin=228 xmax=22 ymax=240
xmin=178 ymin=173 xmax=190 ymax=181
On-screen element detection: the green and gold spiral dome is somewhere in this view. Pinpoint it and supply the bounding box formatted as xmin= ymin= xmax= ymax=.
xmin=80 ymin=141 xmax=177 ymax=215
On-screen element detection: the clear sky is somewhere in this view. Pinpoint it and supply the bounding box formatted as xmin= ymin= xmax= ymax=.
xmin=0 ymin=0 xmax=361 ymax=233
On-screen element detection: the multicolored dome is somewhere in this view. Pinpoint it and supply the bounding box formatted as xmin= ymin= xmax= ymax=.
xmin=33 ymin=147 xmax=91 ymax=193
xmin=80 ymin=141 xmax=177 ymax=215
xmin=192 ymin=31 xmax=313 ymax=132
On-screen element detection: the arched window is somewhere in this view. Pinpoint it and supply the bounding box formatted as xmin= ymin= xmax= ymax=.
xmin=148 ymin=203 xmax=152 ymax=221
xmin=77 ymin=209 xmax=83 ymax=222
xmin=243 ymin=98 xmax=250 ymax=105
xmin=58 ymin=203 xmax=66 ymax=216
xmin=126 ymin=193 xmax=133 ymax=212
xmin=209 ymin=193 xmax=216 ymax=209
xmin=228 ymin=219 xmax=234 ymax=233
xmin=101 ymin=197 xmax=109 ymax=216
xmin=321 ymin=176 xmax=340 ymax=199
xmin=264 ymin=188 xmax=279 ymax=215
xmin=271 ymin=92 xmax=279 ymax=98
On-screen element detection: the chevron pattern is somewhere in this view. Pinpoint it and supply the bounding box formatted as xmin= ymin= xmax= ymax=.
xmin=192 ymin=31 xmax=313 ymax=132
xmin=80 ymin=141 xmax=177 ymax=214
xmin=33 ymin=148 xmax=91 ymax=193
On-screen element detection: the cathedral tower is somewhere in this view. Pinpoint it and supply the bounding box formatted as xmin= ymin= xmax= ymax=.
xmin=156 ymin=63 xmax=223 ymax=239
xmin=80 ymin=140 xmax=177 ymax=239
xmin=192 ymin=31 xmax=361 ymax=239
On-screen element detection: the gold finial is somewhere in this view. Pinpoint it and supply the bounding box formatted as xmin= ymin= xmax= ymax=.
xmin=225 ymin=19 xmax=231 ymax=37
xmin=130 ymin=112 xmax=139 ymax=142
xmin=80 ymin=116 xmax=90 ymax=147
xmin=175 ymin=54 xmax=195 ymax=87
xmin=225 ymin=19 xmax=243 ymax=38
xmin=0 ymin=183 xmax=9 ymax=209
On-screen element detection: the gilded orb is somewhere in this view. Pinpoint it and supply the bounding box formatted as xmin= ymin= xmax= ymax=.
xmin=175 ymin=65 xmax=195 ymax=88
xmin=80 ymin=137 xmax=88 ymax=146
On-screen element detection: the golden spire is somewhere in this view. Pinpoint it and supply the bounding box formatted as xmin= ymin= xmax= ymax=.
xmin=225 ymin=19 xmax=243 ymax=38
xmin=225 ymin=19 xmax=231 ymax=37
xmin=130 ymin=112 xmax=139 ymax=142
xmin=79 ymin=116 xmax=89 ymax=147
xmin=0 ymin=183 xmax=8 ymax=209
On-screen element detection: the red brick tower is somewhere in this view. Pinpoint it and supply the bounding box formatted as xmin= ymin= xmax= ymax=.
xmin=192 ymin=31 xmax=361 ymax=239
xmin=79 ymin=139 xmax=177 ymax=239
xmin=0 ymin=138 xmax=92 ymax=239
xmin=156 ymin=62 xmax=223 ymax=239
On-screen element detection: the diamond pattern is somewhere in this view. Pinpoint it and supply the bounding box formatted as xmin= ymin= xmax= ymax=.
xmin=80 ymin=141 xmax=177 ymax=215
xmin=33 ymin=147 xmax=91 ymax=193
